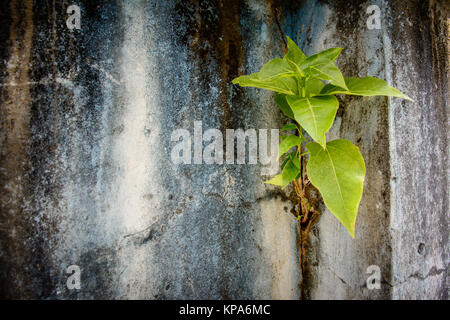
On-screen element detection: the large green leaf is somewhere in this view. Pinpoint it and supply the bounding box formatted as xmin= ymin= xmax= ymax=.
xmin=309 ymin=62 xmax=347 ymax=89
xmin=306 ymin=139 xmax=366 ymax=237
xmin=305 ymin=78 xmax=325 ymax=96
xmin=232 ymin=58 xmax=298 ymax=95
xmin=320 ymin=76 xmax=413 ymax=100
xmin=278 ymin=135 xmax=302 ymax=158
xmin=284 ymin=36 xmax=307 ymax=65
xmin=265 ymin=159 xmax=299 ymax=189
xmin=258 ymin=58 xmax=295 ymax=80
xmin=284 ymin=36 xmax=307 ymax=76
xmin=286 ymin=95 xmax=339 ymax=148
xmin=274 ymin=94 xmax=295 ymax=120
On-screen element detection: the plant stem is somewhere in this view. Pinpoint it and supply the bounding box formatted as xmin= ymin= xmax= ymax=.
xmin=296 ymin=124 xmax=306 ymax=299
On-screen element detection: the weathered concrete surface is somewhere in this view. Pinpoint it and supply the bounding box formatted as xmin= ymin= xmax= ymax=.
xmin=0 ymin=0 xmax=448 ymax=300
xmin=388 ymin=0 xmax=449 ymax=299
xmin=0 ymin=0 xmax=299 ymax=299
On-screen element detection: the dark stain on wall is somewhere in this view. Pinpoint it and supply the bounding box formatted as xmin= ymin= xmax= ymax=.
xmin=0 ymin=0 xmax=123 ymax=299
xmin=174 ymin=0 xmax=244 ymax=131
xmin=0 ymin=0 xmax=36 ymax=299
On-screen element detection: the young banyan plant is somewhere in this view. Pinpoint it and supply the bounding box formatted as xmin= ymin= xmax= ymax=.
xmin=232 ymin=36 xmax=411 ymax=237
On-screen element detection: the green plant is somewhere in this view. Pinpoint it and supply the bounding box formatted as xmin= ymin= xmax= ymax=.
xmin=232 ymin=37 xmax=411 ymax=237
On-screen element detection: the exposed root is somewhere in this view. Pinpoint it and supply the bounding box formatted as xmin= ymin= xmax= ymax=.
xmin=294 ymin=149 xmax=321 ymax=300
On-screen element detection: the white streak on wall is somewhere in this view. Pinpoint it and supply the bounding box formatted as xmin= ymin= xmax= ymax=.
xmin=115 ymin=2 xmax=154 ymax=234
xmin=112 ymin=1 xmax=163 ymax=299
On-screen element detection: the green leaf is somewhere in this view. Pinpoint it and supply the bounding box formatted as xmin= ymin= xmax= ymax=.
xmin=232 ymin=58 xmax=298 ymax=95
xmin=305 ymin=78 xmax=325 ymax=96
xmin=306 ymin=139 xmax=366 ymax=238
xmin=233 ymin=74 xmax=298 ymax=95
xmin=299 ymin=48 xmax=342 ymax=70
xmin=278 ymin=135 xmax=302 ymax=158
xmin=280 ymin=152 xmax=300 ymax=170
xmin=265 ymin=159 xmax=299 ymax=189
xmin=285 ymin=36 xmax=307 ymax=65
xmin=320 ymin=76 xmax=413 ymax=100
xmin=280 ymin=156 xmax=290 ymax=170
xmin=258 ymin=58 xmax=295 ymax=80
xmin=309 ymin=62 xmax=347 ymax=89
xmin=286 ymin=95 xmax=339 ymax=148
xmin=297 ymin=47 xmax=347 ymax=89
xmin=274 ymin=94 xmax=295 ymax=120
xmin=284 ymin=36 xmax=307 ymax=76
xmin=290 ymin=152 xmax=300 ymax=169
xmin=281 ymin=123 xmax=299 ymax=132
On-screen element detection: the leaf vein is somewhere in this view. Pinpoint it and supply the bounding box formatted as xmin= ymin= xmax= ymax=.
xmin=324 ymin=148 xmax=346 ymax=213
xmin=305 ymin=98 xmax=319 ymax=140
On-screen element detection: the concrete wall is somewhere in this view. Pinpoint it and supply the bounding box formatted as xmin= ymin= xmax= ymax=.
xmin=0 ymin=0 xmax=447 ymax=299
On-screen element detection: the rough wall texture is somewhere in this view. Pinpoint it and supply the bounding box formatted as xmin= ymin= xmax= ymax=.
xmin=388 ymin=0 xmax=449 ymax=299
xmin=0 ymin=0 xmax=299 ymax=300
xmin=0 ymin=0 xmax=447 ymax=299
